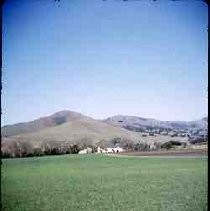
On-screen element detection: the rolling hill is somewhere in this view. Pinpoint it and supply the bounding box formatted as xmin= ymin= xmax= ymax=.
xmin=1 ymin=110 xmax=207 ymax=157
xmin=104 ymin=115 xmax=208 ymax=131
xmin=4 ymin=116 xmax=142 ymax=145
xmin=1 ymin=110 xmax=84 ymax=137
xmin=1 ymin=111 xmax=144 ymax=156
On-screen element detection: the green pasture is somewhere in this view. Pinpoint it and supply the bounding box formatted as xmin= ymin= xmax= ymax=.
xmin=1 ymin=154 xmax=208 ymax=211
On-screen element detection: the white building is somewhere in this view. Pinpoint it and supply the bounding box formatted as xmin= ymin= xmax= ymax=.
xmin=78 ymin=149 xmax=87 ymax=154
xmin=97 ymin=146 xmax=107 ymax=154
xmin=106 ymin=146 xmax=124 ymax=153
xmin=78 ymin=147 xmax=92 ymax=154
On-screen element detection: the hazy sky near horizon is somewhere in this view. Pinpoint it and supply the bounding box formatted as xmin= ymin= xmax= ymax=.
xmin=2 ymin=0 xmax=208 ymax=125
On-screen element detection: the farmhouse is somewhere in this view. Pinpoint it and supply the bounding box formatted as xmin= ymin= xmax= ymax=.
xmin=79 ymin=146 xmax=124 ymax=154
xmin=78 ymin=149 xmax=87 ymax=154
xmin=78 ymin=147 xmax=92 ymax=154
xmin=106 ymin=146 xmax=124 ymax=153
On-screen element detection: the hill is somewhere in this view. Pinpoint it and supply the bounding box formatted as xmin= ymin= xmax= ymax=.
xmin=1 ymin=110 xmax=84 ymax=137
xmin=1 ymin=111 xmax=145 ymax=157
xmin=104 ymin=115 xmax=208 ymax=131
xmin=1 ymin=111 xmax=206 ymax=157
xmin=5 ymin=116 xmax=142 ymax=145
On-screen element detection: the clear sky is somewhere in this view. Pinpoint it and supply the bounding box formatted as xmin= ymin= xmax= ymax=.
xmin=2 ymin=0 xmax=208 ymax=125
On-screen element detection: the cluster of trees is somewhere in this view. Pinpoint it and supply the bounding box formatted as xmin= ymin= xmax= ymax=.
xmin=123 ymin=126 xmax=145 ymax=132
xmin=131 ymin=142 xmax=150 ymax=151
xmin=111 ymin=138 xmax=151 ymax=151
xmin=160 ymin=140 xmax=186 ymax=150
xmin=117 ymin=139 xmax=185 ymax=151
xmin=189 ymin=135 xmax=208 ymax=144
xmin=1 ymin=141 xmax=83 ymax=158
xmin=1 ymin=137 xmax=187 ymax=158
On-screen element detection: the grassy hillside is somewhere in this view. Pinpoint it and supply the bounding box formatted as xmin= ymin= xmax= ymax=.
xmin=2 ymin=154 xmax=207 ymax=211
xmin=3 ymin=111 xmax=207 ymax=138
xmin=8 ymin=117 xmax=142 ymax=145
xmin=1 ymin=111 xmax=85 ymax=137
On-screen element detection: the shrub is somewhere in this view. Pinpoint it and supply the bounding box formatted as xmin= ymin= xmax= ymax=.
xmin=119 ymin=138 xmax=135 ymax=150
xmin=71 ymin=145 xmax=80 ymax=154
xmin=154 ymin=142 xmax=162 ymax=149
xmin=132 ymin=142 xmax=150 ymax=151
xmin=1 ymin=151 xmax=12 ymax=158
xmin=161 ymin=142 xmax=173 ymax=150
xmin=111 ymin=137 xmax=121 ymax=146
xmin=34 ymin=148 xmax=44 ymax=156
xmin=20 ymin=142 xmax=34 ymax=157
xmin=169 ymin=140 xmax=182 ymax=146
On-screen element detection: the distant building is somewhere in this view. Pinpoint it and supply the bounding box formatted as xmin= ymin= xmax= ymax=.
xmin=78 ymin=149 xmax=87 ymax=154
xmin=106 ymin=147 xmax=124 ymax=153
xmin=97 ymin=146 xmax=107 ymax=154
xmin=149 ymin=132 xmax=154 ymax=136
xmin=78 ymin=147 xmax=92 ymax=154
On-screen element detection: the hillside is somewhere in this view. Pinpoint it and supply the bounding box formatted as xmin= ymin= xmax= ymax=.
xmin=104 ymin=115 xmax=208 ymax=131
xmin=5 ymin=117 xmax=142 ymax=145
xmin=1 ymin=111 xmax=206 ymax=157
xmin=1 ymin=112 xmax=145 ymax=156
xmin=1 ymin=110 xmax=84 ymax=137
xmin=3 ymin=111 xmax=207 ymax=139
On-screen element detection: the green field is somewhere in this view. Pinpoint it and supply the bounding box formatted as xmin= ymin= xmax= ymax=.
xmin=1 ymin=154 xmax=208 ymax=211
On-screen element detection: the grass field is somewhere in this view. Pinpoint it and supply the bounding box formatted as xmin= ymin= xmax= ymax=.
xmin=1 ymin=154 xmax=208 ymax=211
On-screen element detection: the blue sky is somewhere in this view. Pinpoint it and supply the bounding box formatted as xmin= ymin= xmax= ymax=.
xmin=2 ymin=0 xmax=208 ymax=125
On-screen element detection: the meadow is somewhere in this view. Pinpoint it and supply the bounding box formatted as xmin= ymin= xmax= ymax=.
xmin=1 ymin=154 xmax=208 ymax=211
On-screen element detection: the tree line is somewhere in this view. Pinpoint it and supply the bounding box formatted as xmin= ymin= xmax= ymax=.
xmin=1 ymin=138 xmax=185 ymax=158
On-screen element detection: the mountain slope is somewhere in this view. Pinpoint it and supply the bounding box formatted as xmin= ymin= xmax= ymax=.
xmin=1 ymin=110 xmax=85 ymax=137
xmin=2 ymin=111 xmax=199 ymax=156
xmin=1 ymin=115 xmax=143 ymax=155
xmin=7 ymin=117 xmax=141 ymax=145
xmin=104 ymin=115 xmax=208 ymax=130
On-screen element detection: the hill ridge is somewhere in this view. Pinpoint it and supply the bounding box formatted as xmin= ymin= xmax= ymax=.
xmin=1 ymin=110 xmax=89 ymax=137
xmin=2 ymin=110 xmax=207 ymax=138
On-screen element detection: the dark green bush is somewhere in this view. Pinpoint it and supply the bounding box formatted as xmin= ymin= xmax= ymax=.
xmin=161 ymin=142 xmax=172 ymax=150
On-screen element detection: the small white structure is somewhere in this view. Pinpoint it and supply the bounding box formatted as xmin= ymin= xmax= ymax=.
xmin=79 ymin=149 xmax=87 ymax=154
xmin=97 ymin=146 xmax=107 ymax=154
xmin=106 ymin=148 xmax=114 ymax=153
xmin=107 ymin=146 xmax=124 ymax=153
xmin=78 ymin=147 xmax=92 ymax=154
xmin=115 ymin=146 xmax=123 ymax=153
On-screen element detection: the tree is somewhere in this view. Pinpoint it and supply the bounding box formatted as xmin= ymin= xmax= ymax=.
xmin=161 ymin=142 xmax=172 ymax=150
